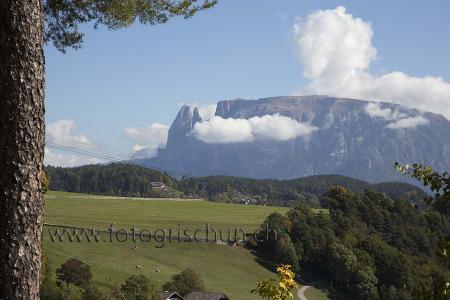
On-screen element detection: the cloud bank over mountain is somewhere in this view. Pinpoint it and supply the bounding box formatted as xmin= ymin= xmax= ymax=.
xmin=191 ymin=114 xmax=317 ymax=143
xmin=293 ymin=6 xmax=450 ymax=120
xmin=364 ymin=102 xmax=429 ymax=129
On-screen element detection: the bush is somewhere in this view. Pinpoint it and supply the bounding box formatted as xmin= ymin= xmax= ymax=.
xmin=82 ymin=285 xmax=107 ymax=300
xmin=274 ymin=235 xmax=299 ymax=271
xmin=120 ymin=275 xmax=156 ymax=300
xmin=56 ymin=258 xmax=92 ymax=288
xmin=58 ymin=282 xmax=84 ymax=300
xmin=162 ymin=268 xmax=206 ymax=296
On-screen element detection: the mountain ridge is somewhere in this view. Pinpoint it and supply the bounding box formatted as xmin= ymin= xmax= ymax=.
xmin=148 ymin=96 xmax=450 ymax=183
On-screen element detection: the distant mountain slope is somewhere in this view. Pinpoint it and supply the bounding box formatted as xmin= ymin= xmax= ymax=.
xmin=148 ymin=96 xmax=450 ymax=183
xmin=178 ymin=174 xmax=428 ymax=207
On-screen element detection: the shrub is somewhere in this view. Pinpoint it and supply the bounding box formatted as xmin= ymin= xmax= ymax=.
xmin=120 ymin=275 xmax=156 ymax=300
xmin=56 ymin=258 xmax=92 ymax=288
xmin=82 ymin=285 xmax=107 ymax=300
xmin=162 ymin=268 xmax=206 ymax=296
xmin=58 ymin=282 xmax=84 ymax=300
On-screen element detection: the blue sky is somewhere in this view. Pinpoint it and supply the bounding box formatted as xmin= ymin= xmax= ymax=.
xmin=44 ymin=0 xmax=450 ymax=166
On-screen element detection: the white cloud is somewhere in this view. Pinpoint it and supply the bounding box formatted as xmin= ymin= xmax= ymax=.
xmin=293 ymin=6 xmax=450 ymax=120
xmin=132 ymin=144 xmax=146 ymax=152
xmin=365 ymin=102 xmax=407 ymax=121
xmin=47 ymin=119 xmax=93 ymax=147
xmin=386 ymin=116 xmax=429 ymax=129
xmin=293 ymin=6 xmax=376 ymax=82
xmin=130 ymin=147 xmax=159 ymax=159
xmin=192 ymin=114 xmax=317 ymax=144
xmin=124 ymin=123 xmax=169 ymax=157
xmin=192 ymin=117 xmax=253 ymax=143
xmin=249 ymin=114 xmax=318 ymax=140
xmin=364 ymin=102 xmax=429 ymax=129
xmin=44 ymin=147 xmax=101 ymax=167
xmin=45 ymin=119 xmax=100 ymax=167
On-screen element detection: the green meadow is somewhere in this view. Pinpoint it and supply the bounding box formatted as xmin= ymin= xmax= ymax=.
xmin=44 ymin=235 xmax=277 ymax=300
xmin=44 ymin=191 xmax=290 ymax=299
xmin=44 ymin=191 xmax=289 ymax=232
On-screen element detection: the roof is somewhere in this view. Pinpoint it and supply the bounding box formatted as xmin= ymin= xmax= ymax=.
xmin=185 ymin=292 xmax=229 ymax=300
xmin=156 ymin=291 xmax=185 ymax=300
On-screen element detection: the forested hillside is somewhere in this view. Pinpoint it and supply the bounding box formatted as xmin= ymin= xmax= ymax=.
xmin=256 ymin=188 xmax=449 ymax=299
xmin=46 ymin=163 xmax=428 ymax=208
xmin=178 ymin=175 xmax=428 ymax=207
xmin=46 ymin=163 xmax=177 ymax=198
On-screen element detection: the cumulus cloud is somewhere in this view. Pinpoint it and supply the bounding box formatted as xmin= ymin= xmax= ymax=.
xmin=124 ymin=123 xmax=169 ymax=157
xmin=47 ymin=119 xmax=94 ymax=147
xmin=293 ymin=6 xmax=450 ymax=120
xmin=192 ymin=114 xmax=317 ymax=144
xmin=293 ymin=6 xmax=376 ymax=82
xmin=45 ymin=119 xmax=100 ymax=167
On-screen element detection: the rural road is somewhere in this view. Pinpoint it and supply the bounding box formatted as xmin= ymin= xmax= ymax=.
xmin=297 ymin=285 xmax=310 ymax=300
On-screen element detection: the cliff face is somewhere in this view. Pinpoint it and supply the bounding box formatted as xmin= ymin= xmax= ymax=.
xmin=149 ymin=96 xmax=450 ymax=182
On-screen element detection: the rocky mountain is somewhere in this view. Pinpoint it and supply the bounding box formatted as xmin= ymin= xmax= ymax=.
xmin=147 ymin=96 xmax=450 ymax=183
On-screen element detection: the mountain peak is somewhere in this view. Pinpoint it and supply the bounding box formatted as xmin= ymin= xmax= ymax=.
xmin=192 ymin=107 xmax=203 ymax=125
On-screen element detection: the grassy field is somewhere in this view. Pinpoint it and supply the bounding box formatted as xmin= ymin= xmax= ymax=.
xmin=44 ymin=191 xmax=291 ymax=299
xmin=45 ymin=191 xmax=289 ymax=233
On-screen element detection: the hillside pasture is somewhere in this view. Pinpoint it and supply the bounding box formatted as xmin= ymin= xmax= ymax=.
xmin=43 ymin=191 xmax=294 ymax=299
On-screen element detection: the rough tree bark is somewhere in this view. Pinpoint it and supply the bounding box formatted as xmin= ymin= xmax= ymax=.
xmin=0 ymin=0 xmax=45 ymax=299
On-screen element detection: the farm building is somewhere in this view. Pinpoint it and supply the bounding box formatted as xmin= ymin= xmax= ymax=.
xmin=151 ymin=182 xmax=168 ymax=192
xmin=157 ymin=292 xmax=229 ymax=300
xmin=156 ymin=292 xmax=185 ymax=300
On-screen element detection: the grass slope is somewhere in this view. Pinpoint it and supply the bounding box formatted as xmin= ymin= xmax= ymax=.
xmin=44 ymin=236 xmax=276 ymax=300
xmin=44 ymin=191 xmax=291 ymax=299
xmin=304 ymin=286 xmax=330 ymax=300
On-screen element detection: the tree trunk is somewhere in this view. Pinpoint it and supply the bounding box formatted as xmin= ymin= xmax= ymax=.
xmin=0 ymin=0 xmax=45 ymax=299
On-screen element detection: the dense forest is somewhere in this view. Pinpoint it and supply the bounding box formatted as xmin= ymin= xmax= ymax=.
xmin=255 ymin=187 xmax=449 ymax=299
xmin=46 ymin=164 xmax=177 ymax=198
xmin=46 ymin=163 xmax=428 ymax=208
